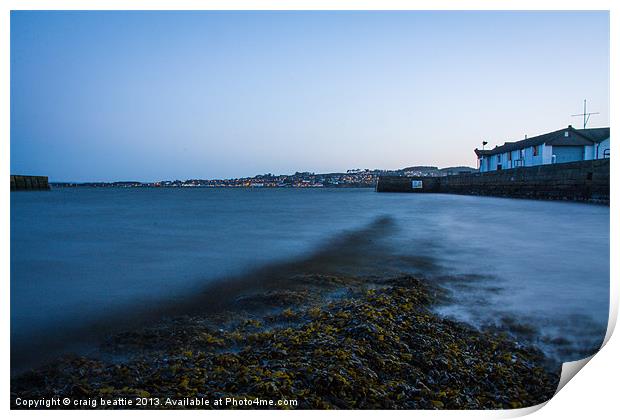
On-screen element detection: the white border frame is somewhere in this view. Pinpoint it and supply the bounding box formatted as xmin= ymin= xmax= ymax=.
xmin=1 ymin=1 xmax=616 ymax=419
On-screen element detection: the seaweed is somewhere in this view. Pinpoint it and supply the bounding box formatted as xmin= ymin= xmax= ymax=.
xmin=11 ymin=275 xmax=560 ymax=409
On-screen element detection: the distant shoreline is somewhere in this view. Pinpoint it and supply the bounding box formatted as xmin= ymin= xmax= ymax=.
xmin=49 ymin=184 xmax=377 ymax=189
xmin=46 ymin=166 xmax=476 ymax=189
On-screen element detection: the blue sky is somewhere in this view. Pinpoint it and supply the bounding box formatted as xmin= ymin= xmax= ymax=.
xmin=11 ymin=11 xmax=609 ymax=182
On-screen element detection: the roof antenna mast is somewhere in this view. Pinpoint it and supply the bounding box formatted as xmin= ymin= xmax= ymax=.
xmin=571 ymin=99 xmax=599 ymax=129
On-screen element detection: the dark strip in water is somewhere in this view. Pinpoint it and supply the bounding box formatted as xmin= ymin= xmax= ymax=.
xmin=13 ymin=216 xmax=438 ymax=372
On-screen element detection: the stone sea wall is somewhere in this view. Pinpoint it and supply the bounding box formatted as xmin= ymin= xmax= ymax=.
xmin=376 ymin=159 xmax=610 ymax=204
xmin=10 ymin=175 xmax=50 ymax=191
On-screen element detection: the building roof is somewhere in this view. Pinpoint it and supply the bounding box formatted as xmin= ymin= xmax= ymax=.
xmin=474 ymin=125 xmax=609 ymax=158
xmin=576 ymin=127 xmax=610 ymax=143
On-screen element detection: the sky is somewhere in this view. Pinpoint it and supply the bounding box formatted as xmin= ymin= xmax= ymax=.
xmin=10 ymin=11 xmax=609 ymax=182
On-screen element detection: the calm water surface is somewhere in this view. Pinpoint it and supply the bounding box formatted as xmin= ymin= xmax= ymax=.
xmin=11 ymin=188 xmax=609 ymax=368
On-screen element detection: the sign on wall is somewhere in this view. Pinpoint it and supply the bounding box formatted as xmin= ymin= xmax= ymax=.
xmin=411 ymin=180 xmax=423 ymax=189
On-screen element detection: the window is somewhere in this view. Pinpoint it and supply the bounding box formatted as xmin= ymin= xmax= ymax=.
xmin=533 ymin=145 xmax=539 ymax=156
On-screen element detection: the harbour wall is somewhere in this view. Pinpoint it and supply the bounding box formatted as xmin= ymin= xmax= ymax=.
xmin=10 ymin=175 xmax=50 ymax=191
xmin=376 ymin=158 xmax=610 ymax=204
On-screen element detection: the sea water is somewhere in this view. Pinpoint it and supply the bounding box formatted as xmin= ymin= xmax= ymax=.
xmin=11 ymin=187 xmax=609 ymax=369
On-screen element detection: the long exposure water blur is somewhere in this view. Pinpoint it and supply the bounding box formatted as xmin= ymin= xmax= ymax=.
xmin=11 ymin=187 xmax=609 ymax=370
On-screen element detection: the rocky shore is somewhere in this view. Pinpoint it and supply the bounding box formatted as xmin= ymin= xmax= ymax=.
xmin=11 ymin=274 xmax=560 ymax=409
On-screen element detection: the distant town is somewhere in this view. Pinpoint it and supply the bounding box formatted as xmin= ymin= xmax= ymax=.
xmin=51 ymin=166 xmax=476 ymax=188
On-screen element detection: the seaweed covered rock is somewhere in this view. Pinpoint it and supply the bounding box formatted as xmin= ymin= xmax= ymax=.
xmin=11 ymin=275 xmax=559 ymax=409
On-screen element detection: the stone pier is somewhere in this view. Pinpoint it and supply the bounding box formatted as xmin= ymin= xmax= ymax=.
xmin=10 ymin=175 xmax=50 ymax=191
xmin=376 ymin=159 xmax=609 ymax=204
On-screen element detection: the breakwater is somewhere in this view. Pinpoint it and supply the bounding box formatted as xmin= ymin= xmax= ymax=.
xmin=10 ymin=175 xmax=50 ymax=191
xmin=376 ymin=159 xmax=610 ymax=204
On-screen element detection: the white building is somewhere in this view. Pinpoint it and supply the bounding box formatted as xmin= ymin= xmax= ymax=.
xmin=475 ymin=126 xmax=610 ymax=173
